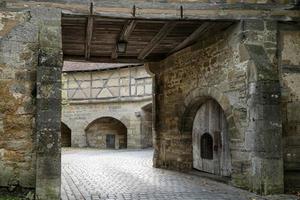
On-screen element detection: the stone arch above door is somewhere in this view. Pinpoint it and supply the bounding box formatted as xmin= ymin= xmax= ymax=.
xmin=181 ymin=87 xmax=237 ymax=139
xmin=179 ymin=87 xmax=237 ymax=178
xmin=85 ymin=117 xmax=128 ymax=149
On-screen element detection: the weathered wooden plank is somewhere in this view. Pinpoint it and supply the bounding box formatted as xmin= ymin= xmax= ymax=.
xmin=84 ymin=3 xmax=94 ymax=59
xmin=169 ymin=22 xmax=211 ymax=55
xmin=6 ymin=0 xmax=300 ymax=21
xmin=138 ymin=22 xmax=177 ymax=59
xmin=120 ymin=20 xmax=137 ymax=41
xmin=85 ymin=16 xmax=94 ymax=59
xmin=64 ymin=55 xmax=163 ymax=63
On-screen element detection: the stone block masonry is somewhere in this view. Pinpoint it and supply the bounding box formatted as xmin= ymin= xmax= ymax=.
xmin=0 ymin=9 xmax=38 ymax=196
xmin=149 ymin=20 xmax=289 ymax=195
xmin=35 ymin=8 xmax=63 ymax=200
xmin=279 ymin=23 xmax=300 ymax=193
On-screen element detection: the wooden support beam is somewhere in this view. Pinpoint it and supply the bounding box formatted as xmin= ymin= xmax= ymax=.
xmin=120 ymin=20 xmax=137 ymax=41
xmin=112 ymin=20 xmax=137 ymax=59
xmin=64 ymin=55 xmax=154 ymax=63
xmin=85 ymin=3 xmax=94 ymax=60
xmin=138 ymin=22 xmax=176 ymax=60
xmin=169 ymin=22 xmax=211 ymax=55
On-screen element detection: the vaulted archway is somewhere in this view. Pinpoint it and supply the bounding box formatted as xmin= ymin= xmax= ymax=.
xmin=85 ymin=117 xmax=128 ymax=149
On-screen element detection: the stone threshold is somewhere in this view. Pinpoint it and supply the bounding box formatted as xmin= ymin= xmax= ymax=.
xmin=188 ymin=169 xmax=231 ymax=184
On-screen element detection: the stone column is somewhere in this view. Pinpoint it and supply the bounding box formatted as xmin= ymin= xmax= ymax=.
xmin=242 ymin=20 xmax=284 ymax=194
xmin=145 ymin=63 xmax=161 ymax=167
xmin=35 ymin=8 xmax=62 ymax=200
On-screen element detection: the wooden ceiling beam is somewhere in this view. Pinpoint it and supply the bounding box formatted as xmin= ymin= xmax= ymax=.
xmin=64 ymin=55 xmax=156 ymax=63
xmin=85 ymin=3 xmax=94 ymax=60
xmin=169 ymin=22 xmax=211 ymax=55
xmin=120 ymin=20 xmax=137 ymax=41
xmin=138 ymin=22 xmax=177 ymax=60
xmin=112 ymin=20 xmax=137 ymax=59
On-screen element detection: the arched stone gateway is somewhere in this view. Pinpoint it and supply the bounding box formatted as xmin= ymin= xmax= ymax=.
xmin=85 ymin=117 xmax=127 ymax=149
xmin=192 ymin=99 xmax=231 ymax=177
xmin=61 ymin=122 xmax=72 ymax=147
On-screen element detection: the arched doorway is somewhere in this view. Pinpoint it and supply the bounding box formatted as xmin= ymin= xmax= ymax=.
xmin=192 ymin=99 xmax=231 ymax=177
xmin=85 ymin=117 xmax=127 ymax=149
xmin=61 ymin=122 xmax=71 ymax=147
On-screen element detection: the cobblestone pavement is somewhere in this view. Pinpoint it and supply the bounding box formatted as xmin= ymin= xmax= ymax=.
xmin=61 ymin=148 xmax=298 ymax=200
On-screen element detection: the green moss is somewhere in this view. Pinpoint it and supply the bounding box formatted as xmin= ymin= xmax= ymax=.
xmin=0 ymin=196 xmax=21 ymax=200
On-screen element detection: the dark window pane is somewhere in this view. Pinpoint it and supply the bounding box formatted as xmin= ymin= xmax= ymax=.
xmin=201 ymin=133 xmax=213 ymax=160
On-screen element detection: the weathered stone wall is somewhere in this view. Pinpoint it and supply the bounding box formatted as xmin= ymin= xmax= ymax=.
xmin=0 ymin=6 xmax=63 ymax=199
xmin=62 ymin=100 xmax=152 ymax=149
xmin=35 ymin=8 xmax=63 ymax=200
xmin=141 ymin=104 xmax=153 ymax=148
xmin=0 ymin=10 xmax=38 ymax=194
xmin=151 ymin=21 xmax=249 ymax=184
xmin=150 ymin=20 xmax=284 ymax=194
xmin=279 ymin=23 xmax=300 ymax=192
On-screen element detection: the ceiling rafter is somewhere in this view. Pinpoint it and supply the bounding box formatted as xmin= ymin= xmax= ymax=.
xmin=169 ymin=22 xmax=211 ymax=55
xmin=85 ymin=3 xmax=94 ymax=60
xmin=138 ymin=22 xmax=177 ymax=60
xmin=112 ymin=20 xmax=137 ymax=59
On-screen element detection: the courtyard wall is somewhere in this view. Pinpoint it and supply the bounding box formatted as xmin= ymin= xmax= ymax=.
xmin=62 ymin=65 xmax=153 ymax=149
xmin=149 ymin=20 xmax=294 ymax=194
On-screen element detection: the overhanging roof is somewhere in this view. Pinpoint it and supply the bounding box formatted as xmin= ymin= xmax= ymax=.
xmin=62 ymin=14 xmax=233 ymax=63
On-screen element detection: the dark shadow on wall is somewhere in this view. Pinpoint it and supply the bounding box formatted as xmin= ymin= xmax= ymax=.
xmin=141 ymin=103 xmax=153 ymax=148
xmin=61 ymin=122 xmax=71 ymax=147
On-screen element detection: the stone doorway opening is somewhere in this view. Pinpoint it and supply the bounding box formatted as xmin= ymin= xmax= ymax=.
xmin=192 ymin=99 xmax=231 ymax=177
xmin=57 ymin=11 xmax=232 ymax=200
xmin=85 ymin=117 xmax=128 ymax=149
xmin=61 ymin=122 xmax=72 ymax=148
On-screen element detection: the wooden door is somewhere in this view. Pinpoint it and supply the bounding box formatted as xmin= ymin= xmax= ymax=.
xmin=106 ymin=134 xmax=115 ymax=149
xmin=192 ymin=99 xmax=231 ymax=176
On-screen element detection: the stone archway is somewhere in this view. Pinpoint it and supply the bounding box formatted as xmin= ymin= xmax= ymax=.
xmin=85 ymin=117 xmax=128 ymax=149
xmin=181 ymin=87 xmax=236 ymax=177
xmin=181 ymin=87 xmax=236 ymax=136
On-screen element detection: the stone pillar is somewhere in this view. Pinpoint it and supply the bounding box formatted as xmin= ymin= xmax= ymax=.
xmin=242 ymin=20 xmax=284 ymax=194
xmin=35 ymin=8 xmax=62 ymax=200
xmin=145 ymin=63 xmax=161 ymax=167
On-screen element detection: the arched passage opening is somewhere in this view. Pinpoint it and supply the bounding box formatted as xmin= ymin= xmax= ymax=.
xmin=85 ymin=117 xmax=127 ymax=149
xmin=61 ymin=122 xmax=72 ymax=147
xmin=192 ymin=99 xmax=231 ymax=177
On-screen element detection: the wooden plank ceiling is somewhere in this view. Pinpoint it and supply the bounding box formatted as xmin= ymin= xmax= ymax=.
xmin=62 ymin=14 xmax=233 ymax=63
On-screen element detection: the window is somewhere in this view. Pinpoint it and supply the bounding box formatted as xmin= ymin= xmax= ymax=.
xmin=201 ymin=133 xmax=213 ymax=160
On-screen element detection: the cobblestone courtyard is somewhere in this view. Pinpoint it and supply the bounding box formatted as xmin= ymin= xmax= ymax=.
xmin=61 ymin=149 xmax=297 ymax=200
